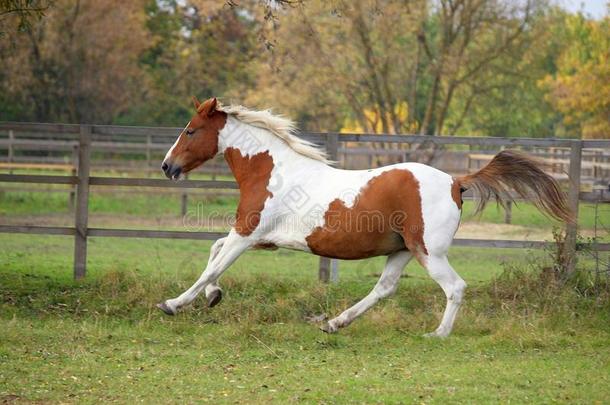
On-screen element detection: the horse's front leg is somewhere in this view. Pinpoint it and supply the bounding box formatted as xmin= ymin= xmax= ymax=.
xmin=157 ymin=230 xmax=251 ymax=315
xmin=204 ymin=237 xmax=226 ymax=307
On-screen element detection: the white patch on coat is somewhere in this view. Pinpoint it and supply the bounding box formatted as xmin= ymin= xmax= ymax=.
xmin=163 ymin=121 xmax=191 ymax=163
xmin=410 ymin=164 xmax=461 ymax=258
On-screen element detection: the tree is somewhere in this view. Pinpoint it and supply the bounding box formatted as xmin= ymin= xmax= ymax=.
xmin=0 ymin=0 xmax=51 ymax=37
xmin=117 ymin=0 xmax=260 ymax=126
xmin=416 ymin=0 xmax=546 ymax=135
xmin=1 ymin=0 xmax=604 ymax=138
xmin=0 ymin=0 xmax=149 ymax=123
xmin=246 ymin=0 xmax=546 ymax=136
xmin=540 ymin=11 xmax=610 ymax=139
xmin=444 ymin=7 xmax=568 ymax=138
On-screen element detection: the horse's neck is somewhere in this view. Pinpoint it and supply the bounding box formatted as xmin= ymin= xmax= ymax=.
xmin=219 ymin=118 xmax=327 ymax=190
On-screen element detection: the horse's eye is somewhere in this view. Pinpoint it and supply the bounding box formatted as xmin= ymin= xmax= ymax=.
xmin=186 ymin=129 xmax=195 ymax=137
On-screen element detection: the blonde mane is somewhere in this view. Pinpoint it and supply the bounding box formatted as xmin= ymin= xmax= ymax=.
xmin=220 ymin=105 xmax=331 ymax=164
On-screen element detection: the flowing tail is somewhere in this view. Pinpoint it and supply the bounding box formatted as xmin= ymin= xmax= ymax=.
xmin=457 ymin=150 xmax=574 ymax=223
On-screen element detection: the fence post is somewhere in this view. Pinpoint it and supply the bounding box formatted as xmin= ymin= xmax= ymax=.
xmin=69 ymin=144 xmax=78 ymax=209
xmin=73 ymin=125 xmax=92 ymax=280
xmin=8 ymin=130 xmax=14 ymax=174
xmin=504 ymin=201 xmax=512 ymax=224
xmin=146 ymin=135 xmax=152 ymax=176
xmin=181 ymin=173 xmax=189 ymax=217
xmin=330 ymin=259 xmax=339 ymax=282
xmin=564 ymin=140 xmax=582 ymax=275
xmin=319 ymin=133 xmax=340 ymax=283
xmin=319 ymin=257 xmax=331 ymax=283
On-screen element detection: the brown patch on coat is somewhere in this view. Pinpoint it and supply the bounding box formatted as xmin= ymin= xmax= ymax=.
xmin=168 ymin=98 xmax=227 ymax=173
xmin=224 ymin=147 xmax=274 ymax=236
xmin=451 ymin=179 xmax=463 ymax=209
xmin=305 ymin=169 xmax=428 ymax=260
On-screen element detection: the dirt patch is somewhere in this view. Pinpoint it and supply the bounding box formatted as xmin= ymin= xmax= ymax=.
xmin=456 ymin=222 xmax=598 ymax=240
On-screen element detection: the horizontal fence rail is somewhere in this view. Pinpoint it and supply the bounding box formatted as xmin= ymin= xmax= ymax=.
xmin=1 ymin=121 xmax=609 ymax=146
xmin=1 ymin=122 xmax=609 ymax=281
xmin=0 ymin=175 xmax=239 ymax=188
xmin=2 ymin=174 xmax=605 ymax=202
xmin=0 ymin=224 xmax=607 ymax=251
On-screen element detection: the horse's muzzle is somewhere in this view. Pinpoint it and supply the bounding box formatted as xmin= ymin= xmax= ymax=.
xmin=161 ymin=161 xmax=182 ymax=180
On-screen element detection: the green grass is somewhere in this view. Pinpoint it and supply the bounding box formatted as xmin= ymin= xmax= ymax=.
xmin=0 ymin=189 xmax=236 ymax=218
xmin=1 ymin=172 xmax=608 ymax=403
xmin=1 ymin=234 xmax=609 ymax=403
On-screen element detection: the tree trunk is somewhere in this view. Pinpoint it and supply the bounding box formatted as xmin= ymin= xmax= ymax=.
xmin=435 ymin=81 xmax=456 ymax=135
xmin=420 ymin=70 xmax=441 ymax=135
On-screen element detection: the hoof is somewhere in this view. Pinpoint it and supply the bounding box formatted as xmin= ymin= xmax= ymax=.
xmin=156 ymin=302 xmax=176 ymax=316
xmin=207 ymin=289 xmax=223 ymax=308
xmin=423 ymin=330 xmax=449 ymax=339
xmin=319 ymin=321 xmax=337 ymax=334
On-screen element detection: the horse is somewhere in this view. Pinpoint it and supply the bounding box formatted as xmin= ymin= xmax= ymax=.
xmin=158 ymin=97 xmax=572 ymax=337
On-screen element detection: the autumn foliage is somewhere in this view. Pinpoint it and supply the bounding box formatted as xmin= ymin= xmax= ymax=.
xmin=0 ymin=0 xmax=607 ymax=139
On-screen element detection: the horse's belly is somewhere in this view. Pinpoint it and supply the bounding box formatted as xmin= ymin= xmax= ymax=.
xmin=307 ymin=229 xmax=405 ymax=259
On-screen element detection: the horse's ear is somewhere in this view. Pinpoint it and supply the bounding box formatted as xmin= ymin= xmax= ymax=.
xmin=192 ymin=96 xmax=201 ymax=110
xmin=198 ymin=97 xmax=218 ymax=117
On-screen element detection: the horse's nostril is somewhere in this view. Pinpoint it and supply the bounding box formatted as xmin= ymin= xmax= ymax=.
xmin=161 ymin=162 xmax=169 ymax=172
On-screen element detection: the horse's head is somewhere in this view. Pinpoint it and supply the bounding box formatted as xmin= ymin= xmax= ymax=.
xmin=161 ymin=97 xmax=227 ymax=179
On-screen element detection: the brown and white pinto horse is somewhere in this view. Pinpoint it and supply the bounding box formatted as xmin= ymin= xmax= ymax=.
xmin=158 ymin=97 xmax=572 ymax=337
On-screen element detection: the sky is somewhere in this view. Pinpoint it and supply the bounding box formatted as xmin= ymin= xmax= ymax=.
xmin=559 ymin=0 xmax=608 ymax=18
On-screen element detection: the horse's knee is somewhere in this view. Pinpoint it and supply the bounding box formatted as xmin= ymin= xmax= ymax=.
xmin=210 ymin=238 xmax=226 ymax=258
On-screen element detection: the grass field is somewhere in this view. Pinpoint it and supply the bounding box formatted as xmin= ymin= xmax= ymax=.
xmin=1 ymin=233 xmax=609 ymax=403
xmin=1 ymin=185 xmax=609 ymax=403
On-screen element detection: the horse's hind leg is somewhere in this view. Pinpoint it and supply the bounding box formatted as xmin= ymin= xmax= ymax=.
xmin=420 ymin=253 xmax=466 ymax=338
xmin=321 ymin=250 xmax=412 ymax=333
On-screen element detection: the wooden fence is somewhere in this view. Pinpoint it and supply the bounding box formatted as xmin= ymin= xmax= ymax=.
xmin=0 ymin=122 xmax=609 ymax=281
